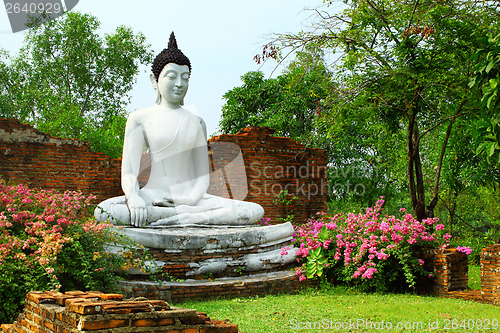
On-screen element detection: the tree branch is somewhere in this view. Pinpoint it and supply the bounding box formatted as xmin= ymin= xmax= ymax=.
xmin=439 ymin=197 xmax=484 ymax=234
xmin=366 ymin=0 xmax=401 ymax=46
xmin=426 ymin=99 xmax=466 ymax=214
xmin=416 ymin=105 xmax=466 ymax=147
xmin=310 ymin=8 xmax=351 ymax=25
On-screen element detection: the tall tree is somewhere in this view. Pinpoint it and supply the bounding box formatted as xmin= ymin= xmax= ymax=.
xmin=470 ymin=32 xmax=500 ymax=167
xmin=219 ymin=48 xmax=334 ymax=150
xmin=0 ymin=12 xmax=153 ymax=157
xmin=264 ymin=0 xmax=500 ymax=220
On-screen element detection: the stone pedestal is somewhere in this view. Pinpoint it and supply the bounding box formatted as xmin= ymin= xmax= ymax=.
xmin=111 ymin=222 xmax=297 ymax=280
xmin=120 ymin=271 xmax=304 ymax=304
xmin=109 ymin=222 xmax=301 ymax=301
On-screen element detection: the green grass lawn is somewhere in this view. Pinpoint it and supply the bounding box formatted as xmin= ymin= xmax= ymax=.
xmin=176 ymin=266 xmax=498 ymax=333
xmin=469 ymin=265 xmax=481 ymax=290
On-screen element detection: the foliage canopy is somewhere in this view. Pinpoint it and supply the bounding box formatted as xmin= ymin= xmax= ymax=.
xmin=0 ymin=12 xmax=153 ymax=157
xmin=221 ymin=0 xmax=500 ymax=222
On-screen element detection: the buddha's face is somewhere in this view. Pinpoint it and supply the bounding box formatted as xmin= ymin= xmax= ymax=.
xmin=157 ymin=63 xmax=190 ymax=106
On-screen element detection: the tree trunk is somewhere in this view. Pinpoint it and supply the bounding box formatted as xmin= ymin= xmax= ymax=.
xmin=407 ymin=88 xmax=426 ymax=221
xmin=448 ymin=191 xmax=458 ymax=236
xmin=427 ymin=101 xmax=464 ymax=217
xmin=413 ymin=122 xmax=427 ymax=220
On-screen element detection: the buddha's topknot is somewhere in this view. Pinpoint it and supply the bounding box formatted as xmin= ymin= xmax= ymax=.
xmin=151 ymin=32 xmax=191 ymax=81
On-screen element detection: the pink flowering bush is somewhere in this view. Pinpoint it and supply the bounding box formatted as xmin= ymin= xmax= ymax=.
xmin=0 ymin=179 xmax=142 ymax=324
xmin=456 ymin=246 xmax=473 ymax=255
xmin=287 ymin=198 xmax=453 ymax=292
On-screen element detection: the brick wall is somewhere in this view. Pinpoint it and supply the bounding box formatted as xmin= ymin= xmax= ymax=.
xmin=425 ymin=248 xmax=469 ymax=295
xmin=208 ymin=127 xmax=328 ymax=223
xmin=415 ymin=248 xmax=467 ymax=296
xmin=0 ymin=118 xmax=122 ymax=203
xmin=480 ymin=244 xmax=500 ymax=305
xmin=416 ymin=246 xmax=500 ymax=306
xmin=1 ymin=291 xmax=238 ymax=333
xmin=0 ymin=118 xmax=327 ymax=223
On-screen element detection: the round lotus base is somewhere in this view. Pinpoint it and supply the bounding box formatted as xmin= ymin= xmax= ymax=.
xmin=110 ymin=222 xmax=297 ymax=280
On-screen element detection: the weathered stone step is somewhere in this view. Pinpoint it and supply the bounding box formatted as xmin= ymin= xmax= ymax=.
xmin=121 ymin=270 xmax=303 ymax=303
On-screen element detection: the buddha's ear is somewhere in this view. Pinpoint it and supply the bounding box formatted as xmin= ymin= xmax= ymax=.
xmin=150 ymin=74 xmax=161 ymax=104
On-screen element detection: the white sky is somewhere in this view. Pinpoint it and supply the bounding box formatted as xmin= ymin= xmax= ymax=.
xmin=0 ymin=0 xmax=345 ymax=136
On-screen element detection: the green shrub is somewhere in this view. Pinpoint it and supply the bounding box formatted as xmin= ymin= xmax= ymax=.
xmin=285 ymin=198 xmax=471 ymax=292
xmin=0 ymin=179 xmax=143 ymax=324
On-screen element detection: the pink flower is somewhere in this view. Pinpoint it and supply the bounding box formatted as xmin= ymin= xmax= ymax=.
xmin=45 ymin=215 xmax=56 ymax=223
xmin=379 ymin=221 xmax=390 ymax=232
xmin=407 ymin=238 xmax=417 ymax=245
xmin=435 ymin=223 xmax=445 ymax=231
xmin=391 ymin=233 xmax=403 ymax=243
xmin=456 ymin=246 xmax=472 ymax=255
xmin=362 ymin=267 xmax=377 ymax=279
xmin=287 ymin=200 xmax=455 ymax=290
xmin=295 ymin=244 xmax=309 ymax=257
xmin=299 ymin=274 xmax=307 ymax=282
xmin=352 ymin=270 xmax=362 ymax=278
xmin=280 ymin=246 xmax=290 ymax=256
xmin=376 ymin=252 xmax=389 ymax=260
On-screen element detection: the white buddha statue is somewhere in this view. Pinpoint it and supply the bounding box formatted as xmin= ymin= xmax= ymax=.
xmin=95 ymin=32 xmax=264 ymax=227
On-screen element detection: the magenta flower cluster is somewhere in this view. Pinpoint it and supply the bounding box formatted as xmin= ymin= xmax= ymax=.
xmin=456 ymin=246 xmax=473 ymax=255
xmin=0 ymin=179 xmax=112 ymax=290
xmin=287 ymin=198 xmax=452 ymax=288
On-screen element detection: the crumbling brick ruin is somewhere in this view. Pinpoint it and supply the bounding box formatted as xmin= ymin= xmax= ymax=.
xmin=1 ymin=291 xmax=238 ymax=333
xmin=0 ymin=118 xmax=327 ymax=224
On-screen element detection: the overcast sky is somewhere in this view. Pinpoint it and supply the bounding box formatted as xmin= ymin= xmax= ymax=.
xmin=0 ymin=0 xmax=345 ymax=136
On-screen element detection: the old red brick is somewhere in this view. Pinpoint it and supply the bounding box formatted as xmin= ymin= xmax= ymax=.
xmin=79 ymin=319 xmax=127 ymax=330
xmin=165 ymin=329 xmax=197 ymax=333
xmin=97 ymin=293 xmax=124 ymax=301
xmin=200 ymin=321 xmax=239 ymax=333
xmin=179 ymin=315 xmax=207 ymax=325
xmin=131 ymin=318 xmax=175 ymax=327
xmin=26 ymin=292 xmax=56 ymax=305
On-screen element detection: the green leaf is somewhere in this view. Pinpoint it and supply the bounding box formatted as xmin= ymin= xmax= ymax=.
xmin=490 ymin=78 xmax=499 ymax=89
xmin=486 ymin=91 xmax=498 ymax=110
xmin=488 ymin=142 xmax=497 ymax=157
xmin=318 ymin=225 xmax=329 ymax=243
xmin=486 ymin=61 xmax=496 ymax=74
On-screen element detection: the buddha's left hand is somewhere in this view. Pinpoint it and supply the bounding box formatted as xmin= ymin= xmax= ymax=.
xmin=153 ymin=195 xmax=196 ymax=206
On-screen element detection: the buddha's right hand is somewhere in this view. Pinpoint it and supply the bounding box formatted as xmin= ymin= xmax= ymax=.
xmin=127 ymin=195 xmax=148 ymax=227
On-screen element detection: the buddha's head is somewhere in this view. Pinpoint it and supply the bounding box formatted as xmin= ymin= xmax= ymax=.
xmin=151 ymin=32 xmax=191 ymax=105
